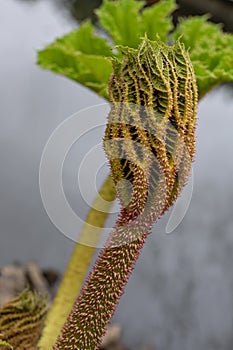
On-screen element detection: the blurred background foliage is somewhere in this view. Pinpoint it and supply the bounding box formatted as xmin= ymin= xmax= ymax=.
xmin=15 ymin=0 xmax=233 ymax=32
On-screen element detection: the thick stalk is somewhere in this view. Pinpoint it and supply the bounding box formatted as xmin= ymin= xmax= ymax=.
xmin=54 ymin=233 xmax=147 ymax=349
xmin=38 ymin=175 xmax=115 ymax=349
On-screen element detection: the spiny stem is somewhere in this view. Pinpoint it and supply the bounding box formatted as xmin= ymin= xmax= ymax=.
xmin=54 ymin=233 xmax=147 ymax=350
xmin=38 ymin=175 xmax=115 ymax=349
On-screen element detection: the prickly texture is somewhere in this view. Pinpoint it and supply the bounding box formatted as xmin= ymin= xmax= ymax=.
xmin=0 ymin=289 xmax=47 ymax=350
xmin=105 ymin=37 xmax=198 ymax=230
xmin=54 ymin=37 xmax=198 ymax=350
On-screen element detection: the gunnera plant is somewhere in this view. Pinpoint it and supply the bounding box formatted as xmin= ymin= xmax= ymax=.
xmin=37 ymin=0 xmax=232 ymax=349
xmin=0 ymin=290 xmax=47 ymax=350
xmin=53 ymin=35 xmax=198 ymax=349
xmin=1 ymin=0 xmax=232 ymax=349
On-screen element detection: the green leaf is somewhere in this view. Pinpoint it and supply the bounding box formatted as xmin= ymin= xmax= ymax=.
xmin=96 ymin=0 xmax=143 ymax=48
xmin=173 ymin=16 xmax=233 ymax=97
xmin=75 ymin=54 xmax=112 ymax=98
xmin=37 ymin=22 xmax=113 ymax=99
xmin=97 ymin=0 xmax=176 ymax=47
xmin=141 ymin=0 xmax=177 ymax=42
xmin=54 ymin=21 xmax=113 ymax=57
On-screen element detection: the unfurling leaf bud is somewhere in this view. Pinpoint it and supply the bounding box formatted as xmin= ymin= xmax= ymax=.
xmin=0 ymin=290 xmax=47 ymax=350
xmin=54 ymin=36 xmax=197 ymax=350
xmin=104 ymin=36 xmax=198 ymax=243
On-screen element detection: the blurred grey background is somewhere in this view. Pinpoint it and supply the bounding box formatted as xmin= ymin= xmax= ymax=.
xmin=0 ymin=1 xmax=233 ymax=349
